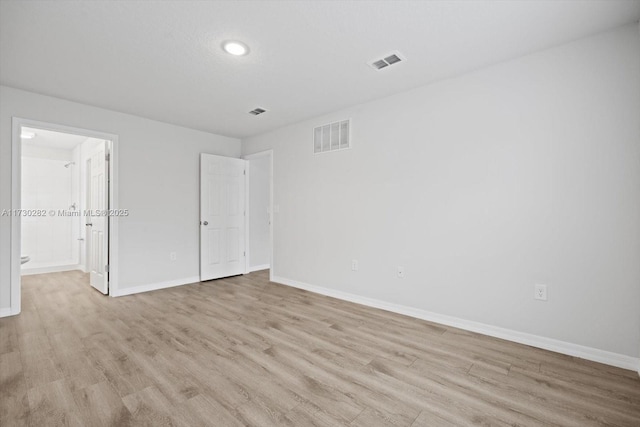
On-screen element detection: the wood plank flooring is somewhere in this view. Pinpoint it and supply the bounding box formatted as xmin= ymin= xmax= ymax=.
xmin=1 ymin=270 xmax=639 ymax=426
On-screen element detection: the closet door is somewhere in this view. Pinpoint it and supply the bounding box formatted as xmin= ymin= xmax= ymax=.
xmin=200 ymin=153 xmax=246 ymax=281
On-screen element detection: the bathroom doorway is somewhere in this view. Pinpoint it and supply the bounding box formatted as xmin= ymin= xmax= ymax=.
xmin=9 ymin=118 xmax=119 ymax=315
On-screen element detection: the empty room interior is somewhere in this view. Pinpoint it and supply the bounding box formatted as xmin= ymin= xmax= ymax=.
xmin=1 ymin=1 xmax=640 ymax=426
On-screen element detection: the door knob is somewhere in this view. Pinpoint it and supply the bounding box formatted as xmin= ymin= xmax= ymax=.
xmin=202 ymin=221 xmax=208 ymax=226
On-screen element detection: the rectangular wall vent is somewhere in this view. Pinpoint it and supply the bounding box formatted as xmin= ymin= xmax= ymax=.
xmin=369 ymin=51 xmax=405 ymax=70
xmin=313 ymin=119 xmax=350 ymax=154
xmin=249 ymin=108 xmax=267 ymax=115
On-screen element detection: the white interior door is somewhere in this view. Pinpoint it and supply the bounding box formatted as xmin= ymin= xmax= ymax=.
xmin=200 ymin=153 xmax=246 ymax=281
xmin=87 ymin=141 xmax=108 ymax=294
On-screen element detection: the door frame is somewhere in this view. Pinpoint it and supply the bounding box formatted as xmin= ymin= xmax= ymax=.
xmin=9 ymin=117 xmax=119 ymax=315
xmin=243 ymin=150 xmax=274 ymax=281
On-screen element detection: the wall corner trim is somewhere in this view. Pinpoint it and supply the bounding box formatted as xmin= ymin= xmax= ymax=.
xmin=110 ymin=276 xmax=201 ymax=297
xmin=271 ymin=275 xmax=640 ymax=372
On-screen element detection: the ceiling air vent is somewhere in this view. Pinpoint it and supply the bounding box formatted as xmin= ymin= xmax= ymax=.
xmin=372 ymin=59 xmax=389 ymax=70
xmin=313 ymin=119 xmax=350 ymax=154
xmin=369 ymin=51 xmax=405 ymax=70
xmin=249 ymin=108 xmax=267 ymax=115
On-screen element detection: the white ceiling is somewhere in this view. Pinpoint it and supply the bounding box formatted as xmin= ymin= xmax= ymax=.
xmin=21 ymin=127 xmax=87 ymax=151
xmin=2 ymin=1 xmax=639 ymax=139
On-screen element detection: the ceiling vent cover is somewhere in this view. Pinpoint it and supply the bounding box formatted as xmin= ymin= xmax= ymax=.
xmin=249 ymin=108 xmax=267 ymax=115
xmin=369 ymin=51 xmax=405 ymax=70
xmin=313 ymin=119 xmax=350 ymax=154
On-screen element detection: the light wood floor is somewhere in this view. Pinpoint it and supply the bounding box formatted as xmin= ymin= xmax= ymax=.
xmin=1 ymin=270 xmax=640 ymax=426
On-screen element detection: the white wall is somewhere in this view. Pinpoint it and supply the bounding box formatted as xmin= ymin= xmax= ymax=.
xmin=248 ymin=154 xmax=271 ymax=270
xmin=21 ymin=147 xmax=76 ymax=271
xmin=72 ymin=141 xmax=83 ymax=270
xmin=69 ymin=145 xmax=80 ymax=270
xmin=0 ymin=86 xmax=241 ymax=309
xmin=243 ymin=25 xmax=640 ymax=359
xmin=22 ymin=145 xmax=73 ymax=161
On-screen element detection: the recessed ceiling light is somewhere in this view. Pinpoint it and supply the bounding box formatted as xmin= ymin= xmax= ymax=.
xmin=21 ymin=131 xmax=36 ymax=139
xmin=222 ymin=40 xmax=249 ymax=56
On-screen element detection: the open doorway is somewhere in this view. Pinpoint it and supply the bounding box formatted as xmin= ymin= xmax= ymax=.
xmin=9 ymin=118 xmax=119 ymax=315
xmin=244 ymin=150 xmax=273 ymax=278
xmin=19 ymin=128 xmax=87 ymax=276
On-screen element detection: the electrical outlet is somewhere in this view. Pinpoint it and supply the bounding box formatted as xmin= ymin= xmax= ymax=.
xmin=351 ymin=259 xmax=358 ymax=271
xmin=170 ymin=252 xmax=177 ymax=261
xmin=534 ymin=284 xmax=547 ymax=301
xmin=397 ymin=266 xmax=405 ymax=279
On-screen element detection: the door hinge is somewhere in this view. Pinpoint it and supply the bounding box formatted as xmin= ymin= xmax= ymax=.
xmin=105 ymin=264 xmax=109 ymax=273
xmin=105 ymin=153 xmax=110 ymax=161
xmin=243 ymin=169 xmax=246 ymax=175
xmin=243 ymin=251 xmax=246 ymax=257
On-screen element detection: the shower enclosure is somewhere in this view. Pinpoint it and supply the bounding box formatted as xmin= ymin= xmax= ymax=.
xmin=21 ymin=149 xmax=80 ymax=274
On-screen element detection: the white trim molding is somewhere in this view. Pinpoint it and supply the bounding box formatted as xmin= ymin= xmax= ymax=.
xmin=248 ymin=264 xmax=270 ymax=273
xmin=0 ymin=308 xmax=15 ymax=318
xmin=110 ymin=276 xmax=200 ymax=297
xmin=21 ymin=264 xmax=83 ymax=276
xmin=272 ymin=275 xmax=640 ymax=372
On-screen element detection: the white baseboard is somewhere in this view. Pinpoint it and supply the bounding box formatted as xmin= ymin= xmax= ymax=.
xmin=0 ymin=306 xmax=20 ymax=318
xmin=111 ymin=276 xmax=200 ymax=297
xmin=272 ymin=275 xmax=640 ymax=372
xmin=248 ymin=264 xmax=270 ymax=273
xmin=21 ymin=264 xmax=82 ymax=276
